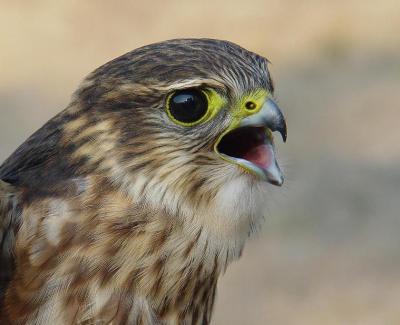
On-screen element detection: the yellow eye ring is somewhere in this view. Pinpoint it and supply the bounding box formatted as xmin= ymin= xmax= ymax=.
xmin=166 ymin=88 xmax=210 ymax=127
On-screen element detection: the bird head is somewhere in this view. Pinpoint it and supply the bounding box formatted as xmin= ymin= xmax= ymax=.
xmin=66 ymin=39 xmax=287 ymax=237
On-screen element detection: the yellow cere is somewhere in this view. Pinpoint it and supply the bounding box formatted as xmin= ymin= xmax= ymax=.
xmin=213 ymin=89 xmax=271 ymax=170
xmin=216 ymin=89 xmax=270 ymax=133
xmin=235 ymin=89 xmax=269 ymax=119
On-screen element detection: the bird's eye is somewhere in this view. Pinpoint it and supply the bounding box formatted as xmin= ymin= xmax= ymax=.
xmin=167 ymin=89 xmax=209 ymax=125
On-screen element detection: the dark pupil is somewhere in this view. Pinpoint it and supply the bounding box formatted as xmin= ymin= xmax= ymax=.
xmin=169 ymin=89 xmax=208 ymax=123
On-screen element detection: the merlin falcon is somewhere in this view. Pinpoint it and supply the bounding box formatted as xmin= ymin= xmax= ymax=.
xmin=0 ymin=39 xmax=287 ymax=324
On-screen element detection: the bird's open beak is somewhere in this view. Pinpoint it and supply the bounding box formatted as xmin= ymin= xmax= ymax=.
xmin=214 ymin=98 xmax=287 ymax=186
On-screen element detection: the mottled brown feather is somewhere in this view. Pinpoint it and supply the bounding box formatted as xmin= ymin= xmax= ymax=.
xmin=0 ymin=38 xmax=276 ymax=324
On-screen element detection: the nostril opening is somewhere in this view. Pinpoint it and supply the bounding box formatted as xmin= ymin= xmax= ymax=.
xmin=245 ymin=101 xmax=257 ymax=110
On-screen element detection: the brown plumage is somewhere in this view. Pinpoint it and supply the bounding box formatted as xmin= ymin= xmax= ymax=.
xmin=0 ymin=39 xmax=287 ymax=324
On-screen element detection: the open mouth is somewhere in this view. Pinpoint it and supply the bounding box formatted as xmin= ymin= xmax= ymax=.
xmin=215 ymin=125 xmax=283 ymax=185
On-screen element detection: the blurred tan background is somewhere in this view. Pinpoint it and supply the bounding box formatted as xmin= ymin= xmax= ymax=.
xmin=1 ymin=0 xmax=400 ymax=324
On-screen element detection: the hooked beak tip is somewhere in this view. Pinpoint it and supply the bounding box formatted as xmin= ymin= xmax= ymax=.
xmin=279 ymin=121 xmax=287 ymax=143
xmin=240 ymin=97 xmax=287 ymax=142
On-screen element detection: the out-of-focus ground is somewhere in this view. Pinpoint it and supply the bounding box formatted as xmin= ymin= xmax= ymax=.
xmin=1 ymin=1 xmax=400 ymax=324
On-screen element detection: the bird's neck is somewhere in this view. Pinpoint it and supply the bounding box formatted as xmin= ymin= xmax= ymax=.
xmin=94 ymin=204 xmax=226 ymax=324
xmin=94 ymin=178 xmax=247 ymax=324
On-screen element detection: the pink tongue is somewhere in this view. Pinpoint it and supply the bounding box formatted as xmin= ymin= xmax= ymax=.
xmin=243 ymin=144 xmax=272 ymax=169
